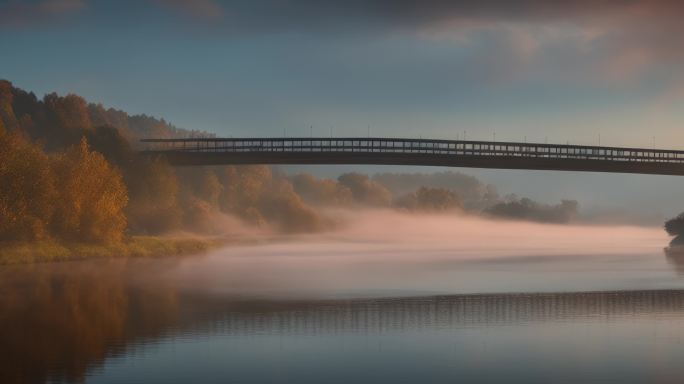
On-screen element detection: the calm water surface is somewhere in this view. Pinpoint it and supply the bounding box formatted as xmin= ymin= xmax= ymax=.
xmin=4 ymin=217 xmax=684 ymax=383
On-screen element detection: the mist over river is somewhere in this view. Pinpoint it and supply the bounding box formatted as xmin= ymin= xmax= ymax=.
xmin=169 ymin=211 xmax=675 ymax=298
xmin=3 ymin=213 xmax=684 ymax=383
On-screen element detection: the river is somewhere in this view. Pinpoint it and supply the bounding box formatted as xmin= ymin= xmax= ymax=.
xmin=3 ymin=213 xmax=684 ymax=383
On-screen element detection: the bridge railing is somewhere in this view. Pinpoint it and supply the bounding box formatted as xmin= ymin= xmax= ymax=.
xmin=140 ymin=137 xmax=684 ymax=164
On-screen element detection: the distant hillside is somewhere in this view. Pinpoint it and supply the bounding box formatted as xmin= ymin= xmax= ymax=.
xmin=0 ymin=80 xmax=213 ymax=150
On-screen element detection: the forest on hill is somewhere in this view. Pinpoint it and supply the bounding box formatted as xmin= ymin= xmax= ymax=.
xmin=0 ymin=80 xmax=581 ymax=262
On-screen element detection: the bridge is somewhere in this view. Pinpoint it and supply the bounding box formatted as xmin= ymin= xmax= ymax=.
xmin=141 ymin=137 xmax=684 ymax=176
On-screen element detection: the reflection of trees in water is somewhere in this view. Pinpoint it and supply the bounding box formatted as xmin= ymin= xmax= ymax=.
xmin=4 ymin=262 xmax=684 ymax=383
xmin=664 ymin=236 xmax=684 ymax=274
xmin=664 ymin=213 xmax=684 ymax=274
xmin=0 ymin=260 xmax=181 ymax=384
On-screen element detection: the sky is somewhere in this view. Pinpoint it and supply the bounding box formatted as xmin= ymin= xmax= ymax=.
xmin=2 ymin=0 xmax=684 ymax=219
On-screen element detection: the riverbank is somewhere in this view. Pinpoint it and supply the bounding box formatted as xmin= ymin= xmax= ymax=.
xmin=0 ymin=236 xmax=224 ymax=265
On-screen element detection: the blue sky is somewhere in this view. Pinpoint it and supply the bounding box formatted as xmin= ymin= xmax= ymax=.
xmin=2 ymin=0 xmax=684 ymax=218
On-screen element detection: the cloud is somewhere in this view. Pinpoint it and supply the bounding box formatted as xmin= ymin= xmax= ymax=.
xmin=5 ymin=0 xmax=684 ymax=94
xmin=0 ymin=0 xmax=86 ymax=28
xmin=398 ymin=1 xmax=684 ymax=84
xmin=175 ymin=1 xmax=681 ymax=86
xmin=170 ymin=1 xmax=680 ymax=33
xmin=151 ymin=0 xmax=224 ymax=21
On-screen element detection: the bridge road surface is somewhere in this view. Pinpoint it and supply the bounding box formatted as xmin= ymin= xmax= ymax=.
xmin=140 ymin=137 xmax=684 ymax=176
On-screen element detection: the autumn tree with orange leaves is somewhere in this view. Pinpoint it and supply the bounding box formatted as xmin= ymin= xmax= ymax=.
xmin=51 ymin=138 xmax=128 ymax=243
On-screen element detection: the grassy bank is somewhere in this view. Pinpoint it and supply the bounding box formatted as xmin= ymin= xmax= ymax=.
xmin=0 ymin=236 xmax=223 ymax=265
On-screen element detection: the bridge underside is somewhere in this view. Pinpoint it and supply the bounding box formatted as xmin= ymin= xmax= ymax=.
xmin=145 ymin=151 xmax=684 ymax=176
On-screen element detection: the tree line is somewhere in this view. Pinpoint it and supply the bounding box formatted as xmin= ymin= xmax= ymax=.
xmin=0 ymin=80 xmax=581 ymax=246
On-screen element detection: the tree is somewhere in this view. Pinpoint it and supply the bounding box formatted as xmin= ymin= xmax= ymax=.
xmin=51 ymin=138 xmax=128 ymax=243
xmin=259 ymin=180 xmax=327 ymax=233
xmin=484 ymin=197 xmax=578 ymax=224
xmin=0 ymin=129 xmax=56 ymax=241
xmin=395 ymin=187 xmax=463 ymax=212
xmin=665 ymin=213 xmax=684 ymax=237
xmin=176 ymin=168 xmax=223 ymax=208
xmin=43 ymin=93 xmax=91 ymax=133
xmin=337 ymin=173 xmax=392 ymax=206
xmin=290 ymin=173 xmax=353 ymax=206
xmin=217 ymin=165 xmax=271 ymax=216
xmin=125 ymin=157 xmax=182 ymax=234
xmin=0 ymin=80 xmax=18 ymax=132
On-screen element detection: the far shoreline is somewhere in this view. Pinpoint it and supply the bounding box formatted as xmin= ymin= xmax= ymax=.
xmin=0 ymin=236 xmax=228 ymax=266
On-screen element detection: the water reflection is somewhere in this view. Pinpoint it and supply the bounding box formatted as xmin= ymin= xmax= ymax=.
xmin=665 ymin=238 xmax=684 ymax=274
xmin=202 ymin=290 xmax=684 ymax=335
xmin=0 ymin=261 xmax=182 ymax=384
xmin=4 ymin=258 xmax=684 ymax=383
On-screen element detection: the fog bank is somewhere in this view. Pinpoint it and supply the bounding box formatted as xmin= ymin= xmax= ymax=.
xmin=167 ymin=211 xmax=671 ymax=298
